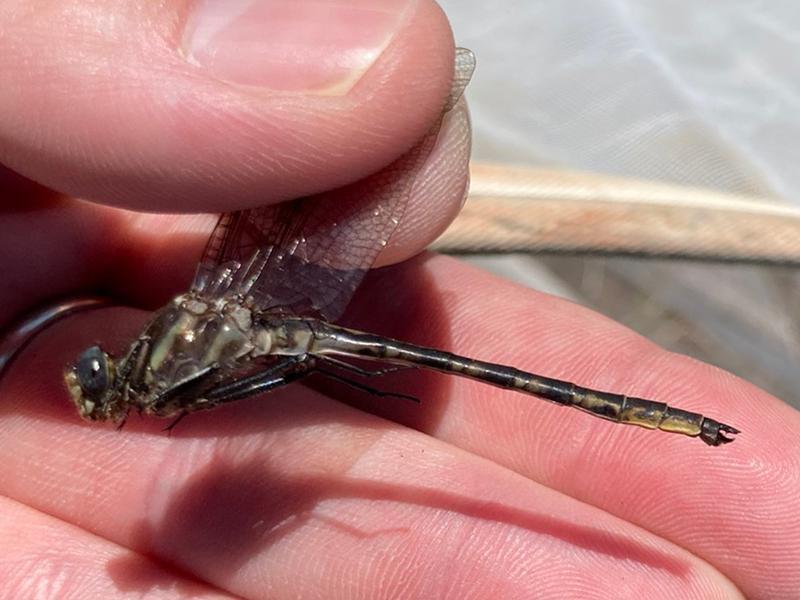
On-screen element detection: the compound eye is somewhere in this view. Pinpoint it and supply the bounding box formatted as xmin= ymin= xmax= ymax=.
xmin=75 ymin=346 xmax=111 ymax=399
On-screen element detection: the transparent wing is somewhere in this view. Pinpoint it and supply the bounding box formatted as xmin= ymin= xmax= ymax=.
xmin=192 ymin=48 xmax=475 ymax=321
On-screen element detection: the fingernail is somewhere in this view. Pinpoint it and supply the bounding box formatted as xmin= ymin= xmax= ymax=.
xmin=182 ymin=0 xmax=412 ymax=94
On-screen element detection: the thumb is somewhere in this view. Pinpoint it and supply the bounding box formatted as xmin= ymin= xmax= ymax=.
xmin=0 ymin=0 xmax=455 ymax=211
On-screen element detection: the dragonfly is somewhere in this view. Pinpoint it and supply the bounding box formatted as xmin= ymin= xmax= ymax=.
xmin=64 ymin=49 xmax=738 ymax=446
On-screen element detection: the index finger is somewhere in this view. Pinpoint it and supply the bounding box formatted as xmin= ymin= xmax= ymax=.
xmin=0 ymin=0 xmax=455 ymax=212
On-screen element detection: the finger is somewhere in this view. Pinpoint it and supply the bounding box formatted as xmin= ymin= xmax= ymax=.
xmin=0 ymin=99 xmax=470 ymax=322
xmin=0 ymin=198 xmax=211 ymax=326
xmin=0 ymin=165 xmax=56 ymax=207
xmin=340 ymin=254 xmax=800 ymax=599
xmin=0 ymin=308 xmax=740 ymax=599
xmin=0 ymin=496 xmax=233 ymax=598
xmin=0 ymin=0 xmax=455 ymax=211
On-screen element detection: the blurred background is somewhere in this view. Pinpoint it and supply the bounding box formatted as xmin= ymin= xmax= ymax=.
xmin=434 ymin=0 xmax=800 ymax=409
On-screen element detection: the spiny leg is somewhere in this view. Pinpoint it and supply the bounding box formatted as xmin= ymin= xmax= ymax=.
xmin=313 ymin=367 xmax=420 ymax=404
xmin=115 ymin=410 xmax=130 ymax=432
xmin=205 ymin=357 xmax=310 ymax=404
xmin=154 ymin=359 xmax=311 ymax=432
xmin=316 ymin=355 xmax=417 ymax=378
xmin=163 ymin=411 xmax=188 ymax=434
xmin=204 ymin=357 xmax=306 ymax=402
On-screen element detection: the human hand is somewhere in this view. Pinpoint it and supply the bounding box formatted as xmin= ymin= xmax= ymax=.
xmin=1 ymin=2 xmax=799 ymax=599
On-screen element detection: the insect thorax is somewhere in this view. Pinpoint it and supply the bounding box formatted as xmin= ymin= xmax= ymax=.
xmin=128 ymin=294 xmax=256 ymax=390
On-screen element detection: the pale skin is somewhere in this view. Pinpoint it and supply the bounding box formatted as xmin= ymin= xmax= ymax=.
xmin=1 ymin=1 xmax=799 ymax=599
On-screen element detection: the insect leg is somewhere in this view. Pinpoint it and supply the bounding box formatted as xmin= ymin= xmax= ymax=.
xmin=315 ymin=355 xmax=416 ymax=378
xmin=163 ymin=412 xmax=188 ymax=433
xmin=205 ymin=357 xmax=310 ymax=404
xmin=313 ymin=367 xmax=420 ymax=404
